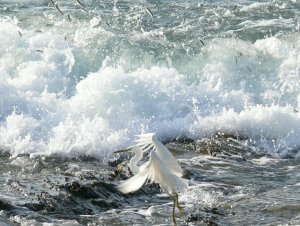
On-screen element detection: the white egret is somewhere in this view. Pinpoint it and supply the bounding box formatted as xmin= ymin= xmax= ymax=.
xmin=113 ymin=133 xmax=188 ymax=226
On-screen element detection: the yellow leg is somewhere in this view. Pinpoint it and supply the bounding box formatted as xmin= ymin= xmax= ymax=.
xmin=171 ymin=193 xmax=185 ymax=225
xmin=175 ymin=193 xmax=184 ymax=214
xmin=172 ymin=195 xmax=177 ymax=226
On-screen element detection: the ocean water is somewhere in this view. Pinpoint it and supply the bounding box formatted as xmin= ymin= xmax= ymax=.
xmin=0 ymin=0 xmax=300 ymax=225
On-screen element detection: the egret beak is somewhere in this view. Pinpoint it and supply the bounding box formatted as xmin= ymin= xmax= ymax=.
xmin=113 ymin=146 xmax=135 ymax=154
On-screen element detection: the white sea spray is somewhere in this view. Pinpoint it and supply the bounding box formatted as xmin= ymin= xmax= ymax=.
xmin=0 ymin=1 xmax=299 ymax=159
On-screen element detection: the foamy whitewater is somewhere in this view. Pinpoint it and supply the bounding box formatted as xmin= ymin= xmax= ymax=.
xmin=1 ymin=0 xmax=299 ymax=159
xmin=1 ymin=0 xmax=300 ymax=225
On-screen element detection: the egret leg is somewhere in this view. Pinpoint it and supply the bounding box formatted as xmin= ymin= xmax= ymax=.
xmin=171 ymin=193 xmax=185 ymax=225
xmin=175 ymin=193 xmax=184 ymax=214
xmin=172 ymin=195 xmax=177 ymax=226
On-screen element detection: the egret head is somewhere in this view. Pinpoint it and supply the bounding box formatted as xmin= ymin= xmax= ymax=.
xmin=113 ymin=147 xmax=144 ymax=175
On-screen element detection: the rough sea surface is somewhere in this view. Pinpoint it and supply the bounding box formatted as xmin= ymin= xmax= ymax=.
xmin=0 ymin=0 xmax=300 ymax=225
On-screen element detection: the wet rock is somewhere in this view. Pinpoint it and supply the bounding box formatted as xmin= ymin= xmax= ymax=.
xmin=185 ymin=206 xmax=225 ymax=226
xmin=108 ymin=160 xmax=133 ymax=181
xmin=33 ymin=191 xmax=93 ymax=214
xmin=19 ymin=178 xmax=126 ymax=216
xmin=173 ymin=136 xmax=195 ymax=144
xmin=108 ymin=157 xmax=125 ymax=167
xmin=91 ymin=198 xmax=118 ymax=209
xmin=65 ymin=181 xmax=99 ymax=199
xmin=186 ymin=214 xmax=220 ymax=226
xmin=0 ymin=199 xmax=14 ymax=211
xmin=49 ymin=181 xmax=124 ymax=213
xmin=24 ymin=203 xmax=45 ymax=211
xmin=168 ymin=134 xmax=265 ymax=160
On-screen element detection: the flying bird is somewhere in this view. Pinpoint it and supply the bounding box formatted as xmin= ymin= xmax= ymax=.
xmin=145 ymin=7 xmax=154 ymax=20
xmin=113 ymin=133 xmax=188 ymax=225
xmin=55 ymin=3 xmax=64 ymax=15
xmin=76 ymin=0 xmax=87 ymax=11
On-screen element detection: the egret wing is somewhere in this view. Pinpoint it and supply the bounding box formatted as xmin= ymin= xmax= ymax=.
xmin=152 ymin=134 xmax=183 ymax=176
xmin=116 ymin=164 xmax=150 ymax=194
xmin=117 ymin=149 xmax=188 ymax=195
xmin=135 ymin=133 xmax=183 ymax=176
xmin=148 ymin=151 xmax=188 ymax=195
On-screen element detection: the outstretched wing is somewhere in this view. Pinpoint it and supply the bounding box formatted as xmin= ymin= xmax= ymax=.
xmin=116 ymin=162 xmax=150 ymax=194
xmin=135 ymin=133 xmax=183 ymax=177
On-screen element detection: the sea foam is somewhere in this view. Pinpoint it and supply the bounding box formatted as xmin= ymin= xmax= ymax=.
xmin=0 ymin=13 xmax=299 ymax=159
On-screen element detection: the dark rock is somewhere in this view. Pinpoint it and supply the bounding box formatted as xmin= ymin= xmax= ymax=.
xmin=91 ymin=198 xmax=118 ymax=209
xmin=108 ymin=160 xmax=133 ymax=181
xmin=65 ymin=181 xmax=99 ymax=199
xmin=185 ymin=206 xmax=226 ymax=225
xmin=24 ymin=203 xmax=45 ymax=211
xmin=0 ymin=199 xmax=14 ymax=211
xmin=108 ymin=157 xmax=125 ymax=167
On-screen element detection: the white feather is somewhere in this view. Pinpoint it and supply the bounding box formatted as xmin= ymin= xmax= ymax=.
xmin=134 ymin=133 xmax=183 ymax=177
xmin=117 ymin=151 xmax=188 ymax=195
xmin=116 ymin=133 xmax=188 ymax=195
xmin=147 ymin=151 xmax=188 ymax=194
xmin=117 ymin=164 xmax=150 ymax=194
